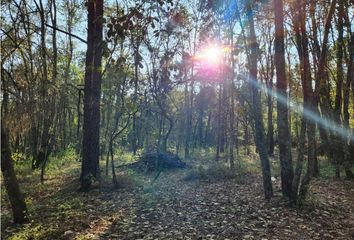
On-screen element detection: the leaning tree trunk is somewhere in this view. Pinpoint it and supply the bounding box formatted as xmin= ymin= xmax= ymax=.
xmin=80 ymin=0 xmax=103 ymax=191
xmin=292 ymin=0 xmax=315 ymax=203
xmin=296 ymin=0 xmax=337 ymax=203
xmin=1 ymin=124 xmax=28 ymax=224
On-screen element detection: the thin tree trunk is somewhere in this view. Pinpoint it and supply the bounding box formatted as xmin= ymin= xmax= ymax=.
xmin=41 ymin=0 xmax=58 ymax=183
xmin=247 ymin=6 xmax=273 ymax=200
xmin=267 ymin=85 xmax=274 ymax=156
xmin=229 ymin=29 xmax=236 ymax=170
xmin=290 ymin=118 xmax=306 ymax=205
xmin=216 ymin=83 xmax=222 ymax=161
xmin=132 ymin=41 xmax=140 ymax=155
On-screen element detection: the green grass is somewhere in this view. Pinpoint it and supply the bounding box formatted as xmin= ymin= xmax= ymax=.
xmin=1 ymin=147 xmax=82 ymax=239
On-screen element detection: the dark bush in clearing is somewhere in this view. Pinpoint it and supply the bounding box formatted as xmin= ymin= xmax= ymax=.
xmin=124 ymin=151 xmax=187 ymax=172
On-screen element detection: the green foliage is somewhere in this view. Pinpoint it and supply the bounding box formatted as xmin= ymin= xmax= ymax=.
xmin=187 ymin=147 xmax=217 ymax=163
xmin=46 ymin=147 xmax=78 ymax=171
xmin=116 ymin=149 xmax=136 ymax=165
xmin=11 ymin=151 xmax=27 ymax=164
xmin=8 ymin=224 xmax=57 ymax=240
xmin=316 ymin=157 xmax=354 ymax=179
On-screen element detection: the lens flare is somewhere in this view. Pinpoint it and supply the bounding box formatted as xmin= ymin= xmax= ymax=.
xmin=196 ymin=45 xmax=222 ymax=65
xmin=194 ymin=43 xmax=231 ymax=67
xmin=245 ymin=74 xmax=354 ymax=143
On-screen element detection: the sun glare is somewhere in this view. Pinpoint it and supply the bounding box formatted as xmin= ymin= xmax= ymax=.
xmin=194 ymin=44 xmax=230 ymax=67
xmin=202 ymin=45 xmax=223 ymax=64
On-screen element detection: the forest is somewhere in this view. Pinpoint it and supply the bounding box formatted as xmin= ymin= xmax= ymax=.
xmin=1 ymin=0 xmax=354 ymax=239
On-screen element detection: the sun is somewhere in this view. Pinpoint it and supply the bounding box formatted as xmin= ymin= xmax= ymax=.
xmin=201 ymin=45 xmax=223 ymax=64
xmin=194 ymin=43 xmax=230 ymax=67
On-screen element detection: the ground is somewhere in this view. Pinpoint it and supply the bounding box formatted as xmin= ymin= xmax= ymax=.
xmin=1 ymin=152 xmax=354 ymax=240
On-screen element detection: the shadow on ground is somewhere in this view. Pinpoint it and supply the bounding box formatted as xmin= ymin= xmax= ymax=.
xmin=2 ymin=166 xmax=354 ymax=240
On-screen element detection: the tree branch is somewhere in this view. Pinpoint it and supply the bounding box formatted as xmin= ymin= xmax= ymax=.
xmin=45 ymin=23 xmax=87 ymax=44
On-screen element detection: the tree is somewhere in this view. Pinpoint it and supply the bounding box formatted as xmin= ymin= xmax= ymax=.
xmin=274 ymin=0 xmax=293 ymax=198
xmin=80 ymin=0 xmax=104 ymax=191
xmin=1 ymin=123 xmax=28 ymax=224
xmin=246 ymin=3 xmax=273 ymax=200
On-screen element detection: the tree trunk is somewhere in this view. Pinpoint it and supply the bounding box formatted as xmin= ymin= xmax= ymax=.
xmin=267 ymin=86 xmax=274 ymax=156
xmin=247 ymin=7 xmax=273 ymax=200
xmin=184 ymin=80 xmax=194 ymax=159
xmin=216 ymin=83 xmax=223 ymax=161
xmin=343 ymin=19 xmax=354 ymax=179
xmin=274 ymin=0 xmax=294 ymax=198
xmin=332 ymin=0 xmax=345 ymax=178
xmin=80 ymin=0 xmax=103 ymax=191
xmin=1 ymin=124 xmax=28 ymax=224
xmin=41 ymin=0 xmax=58 ymax=183
xmin=290 ymin=118 xmax=306 ymax=205
xmin=132 ymin=41 xmax=140 ymax=155
xmin=229 ymin=30 xmax=236 ymax=170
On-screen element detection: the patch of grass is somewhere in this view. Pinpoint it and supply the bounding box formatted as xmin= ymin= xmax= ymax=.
xmin=116 ymin=149 xmax=136 ymax=165
xmin=8 ymin=224 xmax=58 ymax=240
xmin=184 ymin=163 xmax=241 ymax=182
xmin=227 ymin=147 xmax=263 ymax=175
xmin=319 ymin=160 xmax=335 ymax=178
xmin=189 ymin=147 xmax=216 ymax=161
xmin=46 ymin=147 xmax=79 ymax=174
xmin=1 ymin=147 xmax=83 ymax=240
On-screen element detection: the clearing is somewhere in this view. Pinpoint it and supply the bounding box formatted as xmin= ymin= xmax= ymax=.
xmin=1 ymin=157 xmax=354 ymax=240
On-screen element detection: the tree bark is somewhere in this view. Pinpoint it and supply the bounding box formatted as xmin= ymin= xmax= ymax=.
xmin=274 ymin=0 xmax=294 ymax=198
xmin=80 ymin=0 xmax=103 ymax=191
xmin=333 ymin=0 xmax=345 ymax=178
xmin=1 ymin=124 xmax=28 ymax=224
xmin=290 ymin=118 xmax=306 ymax=205
xmin=343 ymin=15 xmax=354 ymax=178
xmin=247 ymin=7 xmax=273 ymax=200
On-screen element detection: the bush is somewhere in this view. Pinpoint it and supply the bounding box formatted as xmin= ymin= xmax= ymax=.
xmin=129 ymin=151 xmax=186 ymax=172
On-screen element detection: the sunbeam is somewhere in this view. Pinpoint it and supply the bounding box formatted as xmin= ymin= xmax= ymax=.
xmin=245 ymin=75 xmax=354 ymax=143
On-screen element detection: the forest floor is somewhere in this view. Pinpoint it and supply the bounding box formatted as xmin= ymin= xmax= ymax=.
xmin=2 ymin=152 xmax=354 ymax=240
